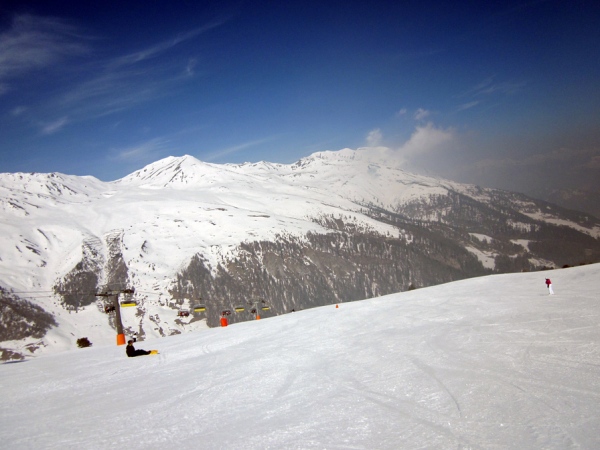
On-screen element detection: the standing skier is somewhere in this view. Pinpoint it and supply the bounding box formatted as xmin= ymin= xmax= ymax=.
xmin=545 ymin=278 xmax=554 ymax=295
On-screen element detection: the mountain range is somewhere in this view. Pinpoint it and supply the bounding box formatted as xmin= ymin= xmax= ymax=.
xmin=1 ymin=147 xmax=599 ymax=360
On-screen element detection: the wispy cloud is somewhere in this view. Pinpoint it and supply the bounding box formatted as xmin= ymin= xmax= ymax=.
xmin=185 ymin=58 xmax=198 ymax=77
xmin=462 ymin=76 xmax=526 ymax=98
xmin=58 ymin=69 xmax=165 ymax=119
xmin=366 ymin=128 xmax=383 ymax=147
xmin=0 ymin=14 xmax=88 ymax=93
xmin=456 ymin=101 xmax=480 ymax=112
xmin=453 ymin=76 xmax=526 ymax=113
xmin=57 ymin=18 xmax=231 ymax=121
xmin=41 ymin=117 xmax=69 ymax=134
xmin=109 ymin=20 xmax=227 ymax=69
xmin=4 ymin=13 xmax=230 ymax=133
xmin=111 ymin=137 xmax=171 ymax=162
xmin=477 ymin=79 xmax=525 ymax=96
xmin=414 ymin=108 xmax=431 ymax=121
xmin=11 ymin=106 xmax=27 ymax=116
xmin=206 ymin=136 xmax=281 ymax=161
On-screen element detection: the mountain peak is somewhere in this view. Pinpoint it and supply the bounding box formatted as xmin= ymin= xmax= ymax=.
xmin=116 ymin=155 xmax=220 ymax=187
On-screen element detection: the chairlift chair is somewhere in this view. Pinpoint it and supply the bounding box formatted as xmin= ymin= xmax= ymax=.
xmin=120 ymin=288 xmax=137 ymax=307
xmin=120 ymin=300 xmax=137 ymax=307
xmin=104 ymin=304 xmax=115 ymax=313
xmin=193 ymin=304 xmax=206 ymax=313
xmin=178 ymin=310 xmax=190 ymax=317
xmin=234 ymin=305 xmax=245 ymax=313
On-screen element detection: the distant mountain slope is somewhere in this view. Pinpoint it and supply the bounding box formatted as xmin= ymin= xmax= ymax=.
xmin=1 ymin=148 xmax=599 ymax=359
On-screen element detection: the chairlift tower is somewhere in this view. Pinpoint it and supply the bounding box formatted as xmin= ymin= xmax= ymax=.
xmin=95 ymin=288 xmax=135 ymax=346
xmin=247 ymin=298 xmax=270 ymax=320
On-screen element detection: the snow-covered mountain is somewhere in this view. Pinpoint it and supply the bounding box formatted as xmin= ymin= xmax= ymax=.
xmin=1 ymin=148 xmax=599 ymax=360
xmin=2 ymin=264 xmax=600 ymax=449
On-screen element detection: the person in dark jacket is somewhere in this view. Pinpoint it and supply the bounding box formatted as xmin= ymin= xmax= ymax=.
xmin=126 ymin=340 xmax=151 ymax=357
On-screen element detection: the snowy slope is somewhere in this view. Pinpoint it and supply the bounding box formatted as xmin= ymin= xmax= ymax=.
xmin=0 ymin=153 xmax=399 ymax=356
xmin=1 ymin=148 xmax=599 ymax=359
xmin=1 ymin=264 xmax=599 ymax=449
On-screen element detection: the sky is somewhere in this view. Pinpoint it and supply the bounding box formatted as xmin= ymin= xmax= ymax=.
xmin=0 ymin=1 xmax=599 ymax=208
xmin=2 ymin=264 xmax=599 ymax=448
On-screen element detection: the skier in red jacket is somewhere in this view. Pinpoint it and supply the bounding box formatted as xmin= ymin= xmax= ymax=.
xmin=545 ymin=278 xmax=554 ymax=295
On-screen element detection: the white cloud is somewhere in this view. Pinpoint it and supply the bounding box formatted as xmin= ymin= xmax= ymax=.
xmin=11 ymin=106 xmax=27 ymax=116
xmin=464 ymin=76 xmax=526 ymax=97
xmin=185 ymin=58 xmax=197 ymax=77
xmin=112 ymin=137 xmax=170 ymax=162
xmin=41 ymin=117 xmax=68 ymax=134
xmin=397 ymin=122 xmax=455 ymax=159
xmin=366 ymin=128 xmax=383 ymax=147
xmin=53 ymin=19 xmax=229 ymax=121
xmin=396 ymin=108 xmax=408 ymax=117
xmin=109 ymin=20 xmax=227 ymax=69
xmin=453 ymin=77 xmax=526 ymax=112
xmin=59 ymin=70 xmax=163 ymax=119
xmin=414 ymin=108 xmax=431 ymax=121
xmin=0 ymin=15 xmax=88 ymax=91
xmin=206 ymin=135 xmax=280 ymax=161
xmin=456 ymin=101 xmax=479 ymax=112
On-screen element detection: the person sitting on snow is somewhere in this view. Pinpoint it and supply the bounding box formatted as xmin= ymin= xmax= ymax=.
xmin=126 ymin=340 xmax=152 ymax=357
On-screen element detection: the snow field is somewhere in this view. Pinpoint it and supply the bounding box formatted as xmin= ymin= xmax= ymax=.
xmin=1 ymin=264 xmax=599 ymax=449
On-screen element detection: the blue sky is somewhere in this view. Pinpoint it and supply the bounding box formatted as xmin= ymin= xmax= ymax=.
xmin=1 ymin=1 xmax=599 ymax=209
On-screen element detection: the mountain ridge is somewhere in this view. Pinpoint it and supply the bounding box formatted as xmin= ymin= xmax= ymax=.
xmin=1 ymin=148 xmax=598 ymax=360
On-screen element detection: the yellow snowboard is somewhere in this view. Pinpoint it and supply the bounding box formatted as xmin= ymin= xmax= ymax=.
xmin=150 ymin=350 xmax=159 ymax=355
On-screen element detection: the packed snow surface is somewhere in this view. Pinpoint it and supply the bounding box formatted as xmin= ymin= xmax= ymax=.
xmin=2 ymin=264 xmax=600 ymax=449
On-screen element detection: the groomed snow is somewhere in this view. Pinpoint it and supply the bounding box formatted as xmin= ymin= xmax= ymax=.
xmin=2 ymin=264 xmax=599 ymax=449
